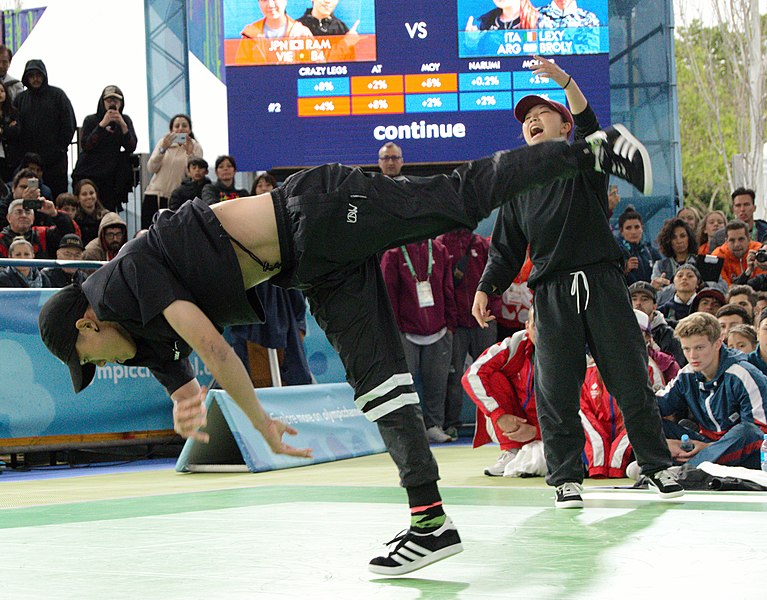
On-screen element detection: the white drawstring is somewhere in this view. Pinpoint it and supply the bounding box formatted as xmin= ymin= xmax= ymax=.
xmin=570 ymin=271 xmax=590 ymax=313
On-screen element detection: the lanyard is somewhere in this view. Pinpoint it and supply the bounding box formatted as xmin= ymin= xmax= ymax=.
xmin=401 ymin=240 xmax=432 ymax=282
xmin=523 ymin=366 xmax=534 ymax=411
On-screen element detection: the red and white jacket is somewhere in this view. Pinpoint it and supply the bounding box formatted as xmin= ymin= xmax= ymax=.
xmin=462 ymin=330 xmax=540 ymax=451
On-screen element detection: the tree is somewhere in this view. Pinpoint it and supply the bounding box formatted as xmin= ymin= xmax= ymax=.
xmin=675 ymin=2 xmax=766 ymax=215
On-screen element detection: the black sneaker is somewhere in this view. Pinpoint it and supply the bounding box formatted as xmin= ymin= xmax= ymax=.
xmin=368 ymin=517 xmax=463 ymax=576
xmin=586 ymin=124 xmax=653 ymax=195
xmin=554 ymin=482 xmax=584 ymax=509
xmin=645 ymin=468 xmax=685 ymax=499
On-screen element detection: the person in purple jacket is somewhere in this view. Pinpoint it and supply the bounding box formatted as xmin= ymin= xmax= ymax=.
xmin=382 ymin=238 xmax=457 ymax=443
xmin=437 ymin=228 xmax=500 ymax=440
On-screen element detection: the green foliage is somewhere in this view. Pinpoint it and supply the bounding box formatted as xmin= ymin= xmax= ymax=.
xmin=674 ymin=18 xmax=739 ymax=214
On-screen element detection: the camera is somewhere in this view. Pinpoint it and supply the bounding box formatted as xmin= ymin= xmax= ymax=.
xmin=174 ymin=132 xmax=187 ymax=145
xmin=22 ymin=199 xmax=43 ymax=211
xmin=755 ymin=250 xmax=767 ymax=263
xmin=26 ymin=177 xmax=38 ymax=191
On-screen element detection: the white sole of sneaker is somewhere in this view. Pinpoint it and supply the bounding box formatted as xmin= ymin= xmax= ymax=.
xmin=652 ymin=488 xmax=685 ymax=499
xmin=554 ymin=499 xmax=584 ymax=509
xmin=613 ymin=124 xmax=653 ymax=196
xmin=367 ymin=543 xmax=464 ymax=576
xmin=484 ymin=469 xmax=503 ymax=477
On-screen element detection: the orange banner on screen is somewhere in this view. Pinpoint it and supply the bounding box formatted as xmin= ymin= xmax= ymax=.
xmin=350 ymin=75 xmax=404 ymax=96
xmin=297 ymin=96 xmax=351 ymax=117
xmin=226 ymin=35 xmax=376 ymax=66
xmin=351 ymin=95 xmax=405 ymax=115
xmin=404 ymin=74 xmax=458 ymax=94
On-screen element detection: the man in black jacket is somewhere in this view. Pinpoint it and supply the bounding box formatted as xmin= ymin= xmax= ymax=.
xmin=13 ymin=59 xmax=76 ymax=199
xmin=630 ymin=280 xmax=686 ymax=367
xmin=42 ymin=233 xmax=89 ymax=288
xmin=71 ymin=85 xmax=138 ymax=212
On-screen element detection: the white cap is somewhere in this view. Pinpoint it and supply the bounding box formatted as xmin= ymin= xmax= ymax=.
xmin=634 ymin=309 xmax=651 ymax=333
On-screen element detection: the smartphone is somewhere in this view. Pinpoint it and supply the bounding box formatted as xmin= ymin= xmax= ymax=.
xmin=27 ymin=177 xmax=39 ymax=191
xmin=174 ymin=133 xmax=188 ymax=145
xmin=23 ymin=199 xmax=43 ymax=210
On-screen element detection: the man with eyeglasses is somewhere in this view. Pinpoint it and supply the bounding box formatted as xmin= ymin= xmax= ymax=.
xmin=83 ymin=212 xmax=127 ymax=262
xmin=378 ymin=142 xmax=404 ymax=178
xmin=1 ymin=195 xmax=74 ymax=258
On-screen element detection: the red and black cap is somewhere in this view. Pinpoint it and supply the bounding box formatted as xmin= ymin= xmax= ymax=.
xmin=514 ymin=94 xmax=574 ymax=138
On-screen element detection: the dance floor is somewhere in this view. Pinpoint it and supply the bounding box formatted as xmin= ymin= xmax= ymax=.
xmin=1 ymin=444 xmax=765 ymax=599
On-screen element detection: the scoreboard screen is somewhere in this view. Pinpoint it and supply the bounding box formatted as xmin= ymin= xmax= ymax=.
xmin=224 ymin=0 xmax=609 ymax=170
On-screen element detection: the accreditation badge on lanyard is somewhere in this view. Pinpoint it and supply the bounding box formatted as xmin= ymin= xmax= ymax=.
xmin=416 ymin=281 xmax=435 ymax=307
xmin=402 ymin=241 xmax=435 ymax=308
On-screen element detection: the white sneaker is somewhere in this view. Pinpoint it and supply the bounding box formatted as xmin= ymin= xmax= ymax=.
xmin=625 ymin=461 xmax=644 ymax=482
xmin=626 ymin=461 xmax=681 ymax=484
xmin=484 ymin=449 xmax=519 ymax=477
xmin=426 ymin=426 xmax=453 ymax=444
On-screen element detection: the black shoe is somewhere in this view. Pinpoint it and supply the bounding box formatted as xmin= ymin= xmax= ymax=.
xmin=586 ymin=124 xmax=653 ymax=195
xmin=554 ymin=482 xmax=584 ymax=509
xmin=646 ymin=468 xmax=685 ymax=499
xmin=368 ymin=517 xmax=463 ymax=576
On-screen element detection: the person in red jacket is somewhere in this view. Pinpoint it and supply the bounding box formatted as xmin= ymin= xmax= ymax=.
xmin=581 ymin=309 xmax=678 ymax=477
xmin=462 ymin=309 xmax=541 ymax=476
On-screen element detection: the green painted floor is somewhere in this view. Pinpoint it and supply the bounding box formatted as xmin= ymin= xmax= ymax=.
xmin=1 ymin=445 xmax=766 ymax=599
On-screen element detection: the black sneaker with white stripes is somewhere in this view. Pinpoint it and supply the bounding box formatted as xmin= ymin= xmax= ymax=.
xmin=368 ymin=517 xmax=463 ymax=576
xmin=645 ymin=468 xmax=685 ymax=499
xmin=554 ymin=482 xmax=584 ymax=509
xmin=586 ymin=124 xmax=653 ymax=195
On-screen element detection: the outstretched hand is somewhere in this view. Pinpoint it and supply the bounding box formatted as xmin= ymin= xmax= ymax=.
xmin=173 ymin=386 xmax=209 ymax=443
xmin=261 ymin=419 xmax=313 ymax=458
xmin=529 ymin=55 xmax=569 ymax=88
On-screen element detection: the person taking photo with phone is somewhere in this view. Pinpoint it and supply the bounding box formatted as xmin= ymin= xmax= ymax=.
xmin=0 ymin=169 xmax=75 ymax=258
xmin=71 ymin=85 xmax=138 ymax=214
xmin=142 ymin=113 xmax=203 ymax=229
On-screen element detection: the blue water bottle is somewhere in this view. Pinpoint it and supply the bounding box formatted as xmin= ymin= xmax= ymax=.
xmin=761 ymin=434 xmax=767 ymax=472
xmin=680 ymin=434 xmax=694 ymax=452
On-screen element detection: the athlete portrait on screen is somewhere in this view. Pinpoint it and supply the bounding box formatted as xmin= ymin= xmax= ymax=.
xmin=230 ymin=0 xmax=374 ymax=65
xmin=463 ymin=0 xmax=599 ymax=31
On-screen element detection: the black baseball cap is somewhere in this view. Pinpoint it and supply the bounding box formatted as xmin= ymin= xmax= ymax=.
xmin=38 ymin=283 xmax=95 ymax=393
xmin=58 ymin=233 xmax=84 ymax=250
xmin=628 ymin=281 xmax=657 ymax=302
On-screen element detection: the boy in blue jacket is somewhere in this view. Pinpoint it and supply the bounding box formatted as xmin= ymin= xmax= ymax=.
xmin=657 ymin=311 xmax=767 ymax=468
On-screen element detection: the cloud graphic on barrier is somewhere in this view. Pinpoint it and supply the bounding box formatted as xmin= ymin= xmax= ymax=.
xmin=0 ymin=339 xmax=57 ymax=437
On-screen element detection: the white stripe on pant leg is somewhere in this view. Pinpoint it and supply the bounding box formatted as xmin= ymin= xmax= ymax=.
xmin=357 ymin=373 xmax=414 ymax=404
xmin=361 ymin=392 xmax=420 ymax=422
xmin=355 ymin=373 xmax=418 ymax=421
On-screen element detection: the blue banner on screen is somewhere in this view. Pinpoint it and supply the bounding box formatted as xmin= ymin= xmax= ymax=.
xmin=224 ymin=0 xmax=610 ymax=170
